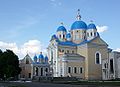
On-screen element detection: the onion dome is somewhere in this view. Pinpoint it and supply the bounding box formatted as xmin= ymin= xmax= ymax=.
xmin=39 ymin=52 xmax=44 ymax=59
xmin=57 ymin=26 xmax=67 ymax=32
xmin=57 ymin=22 xmax=67 ymax=32
xmin=33 ymin=54 xmax=37 ymax=62
xmin=66 ymin=33 xmax=71 ymax=38
xmin=71 ymin=21 xmax=87 ymax=30
xmin=88 ymin=23 xmax=96 ymax=29
xmin=45 ymin=56 xmax=48 ymax=61
xmin=51 ymin=34 xmax=57 ymax=39
xmin=71 ymin=9 xmax=87 ymax=30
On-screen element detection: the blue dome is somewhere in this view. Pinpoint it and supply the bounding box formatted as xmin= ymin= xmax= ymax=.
xmin=66 ymin=33 xmax=71 ymax=38
xmin=33 ymin=55 xmax=37 ymax=59
xmin=51 ymin=34 xmax=57 ymax=39
xmin=71 ymin=21 xmax=87 ymax=30
xmin=87 ymin=23 xmax=96 ymax=29
xmin=45 ymin=56 xmax=48 ymax=60
xmin=57 ymin=26 xmax=67 ymax=32
xmin=39 ymin=53 xmax=44 ymax=59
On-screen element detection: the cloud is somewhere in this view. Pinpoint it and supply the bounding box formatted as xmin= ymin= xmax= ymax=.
xmin=0 ymin=40 xmax=47 ymax=59
xmin=96 ymin=26 xmax=108 ymax=33
xmin=114 ymin=48 xmax=120 ymax=52
xmin=50 ymin=0 xmax=62 ymax=6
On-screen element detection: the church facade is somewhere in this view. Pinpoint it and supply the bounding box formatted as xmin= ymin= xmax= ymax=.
xmin=19 ymin=52 xmax=51 ymax=80
xmin=47 ymin=10 xmax=108 ymax=80
xmin=19 ymin=10 xmax=120 ymax=81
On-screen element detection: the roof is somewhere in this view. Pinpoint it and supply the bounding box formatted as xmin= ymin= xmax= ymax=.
xmin=57 ymin=26 xmax=67 ymax=32
xmin=66 ymin=33 xmax=71 ymax=38
xmin=87 ymin=23 xmax=96 ymax=29
xmin=63 ymin=53 xmax=85 ymax=58
xmin=71 ymin=21 xmax=87 ymax=30
xmin=57 ymin=32 xmax=100 ymax=46
xmin=39 ymin=53 xmax=44 ymax=59
xmin=58 ymin=41 xmax=77 ymax=46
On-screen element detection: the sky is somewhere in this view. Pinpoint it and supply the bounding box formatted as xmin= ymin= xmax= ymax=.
xmin=0 ymin=0 xmax=120 ymax=59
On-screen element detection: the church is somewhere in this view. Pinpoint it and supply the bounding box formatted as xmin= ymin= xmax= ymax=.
xmin=47 ymin=9 xmax=108 ymax=80
xmin=19 ymin=10 xmax=120 ymax=80
xmin=19 ymin=52 xmax=51 ymax=80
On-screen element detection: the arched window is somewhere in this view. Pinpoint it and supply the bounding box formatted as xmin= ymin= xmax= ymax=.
xmin=80 ymin=67 xmax=83 ymax=74
xmin=95 ymin=52 xmax=101 ymax=64
xmin=68 ymin=67 xmax=71 ymax=73
xmin=74 ymin=67 xmax=77 ymax=73
xmin=87 ymin=33 xmax=89 ymax=37
xmin=63 ymin=34 xmax=65 ymax=39
xmin=67 ymin=50 xmax=69 ymax=53
xmin=26 ymin=58 xmax=29 ymax=64
xmin=94 ymin=32 xmax=96 ymax=36
xmin=72 ymin=51 xmax=74 ymax=53
xmin=91 ymin=32 xmax=93 ymax=36
xmin=36 ymin=67 xmax=38 ymax=76
xmin=59 ymin=35 xmax=61 ymax=38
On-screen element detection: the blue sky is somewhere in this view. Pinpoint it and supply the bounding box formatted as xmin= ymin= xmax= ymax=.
xmin=0 ymin=0 xmax=120 ymax=58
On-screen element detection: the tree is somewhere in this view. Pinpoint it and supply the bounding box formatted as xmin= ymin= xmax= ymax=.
xmin=0 ymin=49 xmax=21 ymax=80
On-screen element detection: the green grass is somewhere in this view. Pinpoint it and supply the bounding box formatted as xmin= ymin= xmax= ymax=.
xmin=60 ymin=81 xmax=120 ymax=86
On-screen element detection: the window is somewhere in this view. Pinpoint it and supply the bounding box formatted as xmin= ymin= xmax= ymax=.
xmin=104 ymin=63 xmax=107 ymax=68
xmin=63 ymin=34 xmax=65 ymax=39
xmin=80 ymin=67 xmax=83 ymax=74
xmin=62 ymin=50 xmax=64 ymax=52
xmin=94 ymin=32 xmax=96 ymax=36
xmin=41 ymin=68 xmax=43 ymax=76
xmin=95 ymin=52 xmax=101 ymax=64
xmin=87 ymin=33 xmax=89 ymax=37
xmin=26 ymin=58 xmax=29 ymax=64
xmin=45 ymin=68 xmax=48 ymax=72
xmin=72 ymin=51 xmax=74 ymax=53
xmin=28 ymin=73 xmax=31 ymax=78
xmin=59 ymin=35 xmax=61 ymax=38
xmin=84 ymin=36 xmax=86 ymax=39
xmin=74 ymin=67 xmax=77 ymax=73
xmin=67 ymin=50 xmax=69 ymax=53
xmin=110 ymin=59 xmax=114 ymax=73
xmin=76 ymin=35 xmax=79 ymax=40
xmin=36 ymin=67 xmax=38 ymax=76
xmin=91 ymin=32 xmax=93 ymax=36
xmin=68 ymin=67 xmax=71 ymax=73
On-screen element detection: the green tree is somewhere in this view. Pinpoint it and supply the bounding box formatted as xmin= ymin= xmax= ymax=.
xmin=0 ymin=49 xmax=21 ymax=80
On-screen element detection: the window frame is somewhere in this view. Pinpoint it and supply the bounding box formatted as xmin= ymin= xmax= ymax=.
xmin=95 ymin=51 xmax=101 ymax=64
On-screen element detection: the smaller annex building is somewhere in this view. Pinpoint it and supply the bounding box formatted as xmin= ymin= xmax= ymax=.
xmin=19 ymin=52 xmax=51 ymax=80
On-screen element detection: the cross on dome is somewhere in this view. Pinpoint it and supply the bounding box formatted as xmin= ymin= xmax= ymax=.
xmin=90 ymin=20 xmax=93 ymax=23
xmin=76 ymin=9 xmax=81 ymax=20
xmin=60 ymin=22 xmax=64 ymax=25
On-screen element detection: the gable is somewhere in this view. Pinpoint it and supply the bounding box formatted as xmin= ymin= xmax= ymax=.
xmin=88 ymin=37 xmax=108 ymax=46
xmin=21 ymin=54 xmax=33 ymax=64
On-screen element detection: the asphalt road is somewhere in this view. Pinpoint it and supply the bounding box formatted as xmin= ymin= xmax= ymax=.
xmin=0 ymin=82 xmax=118 ymax=87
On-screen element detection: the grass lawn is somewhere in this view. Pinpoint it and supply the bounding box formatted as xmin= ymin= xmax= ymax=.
xmin=58 ymin=81 xmax=120 ymax=86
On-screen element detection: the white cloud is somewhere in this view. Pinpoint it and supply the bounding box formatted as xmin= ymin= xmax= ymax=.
xmin=50 ymin=0 xmax=62 ymax=6
xmin=96 ymin=26 xmax=108 ymax=33
xmin=114 ymin=48 xmax=120 ymax=52
xmin=0 ymin=40 xmax=47 ymax=59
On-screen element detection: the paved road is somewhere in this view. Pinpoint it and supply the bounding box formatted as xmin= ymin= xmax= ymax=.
xmin=0 ymin=82 xmax=118 ymax=87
